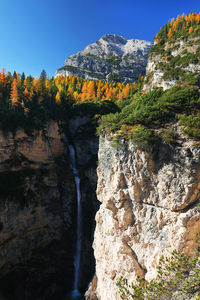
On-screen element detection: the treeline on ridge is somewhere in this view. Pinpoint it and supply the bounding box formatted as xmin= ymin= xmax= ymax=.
xmin=0 ymin=68 xmax=144 ymax=133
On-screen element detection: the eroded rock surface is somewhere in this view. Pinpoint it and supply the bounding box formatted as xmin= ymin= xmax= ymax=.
xmin=0 ymin=120 xmax=99 ymax=299
xmin=0 ymin=122 xmax=78 ymax=299
xmin=144 ymin=37 xmax=200 ymax=91
xmin=92 ymin=136 xmax=200 ymax=300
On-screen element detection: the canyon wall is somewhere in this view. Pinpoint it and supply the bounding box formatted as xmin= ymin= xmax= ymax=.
xmin=88 ymin=135 xmax=200 ymax=300
xmin=0 ymin=120 xmax=99 ymax=299
xmin=0 ymin=122 xmax=76 ymax=299
xmin=69 ymin=115 xmax=100 ymax=290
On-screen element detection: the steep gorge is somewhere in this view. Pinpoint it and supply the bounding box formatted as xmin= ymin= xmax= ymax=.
xmin=0 ymin=120 xmax=99 ymax=299
xmin=1 ymin=13 xmax=200 ymax=300
xmin=1 ymin=109 xmax=199 ymax=300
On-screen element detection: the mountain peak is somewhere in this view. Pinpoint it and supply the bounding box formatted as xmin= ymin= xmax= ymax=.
xmin=55 ymin=34 xmax=152 ymax=82
xmin=100 ymin=34 xmax=127 ymax=45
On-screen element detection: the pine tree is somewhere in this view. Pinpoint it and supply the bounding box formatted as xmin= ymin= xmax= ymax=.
xmin=13 ymin=71 xmax=17 ymax=79
xmin=189 ymin=26 xmax=193 ymax=33
xmin=39 ymin=69 xmax=47 ymax=95
xmin=0 ymin=68 xmax=6 ymax=87
xmin=39 ymin=69 xmax=47 ymax=81
xmin=21 ymin=72 xmax=25 ymax=84
xmin=124 ymin=84 xmax=130 ymax=99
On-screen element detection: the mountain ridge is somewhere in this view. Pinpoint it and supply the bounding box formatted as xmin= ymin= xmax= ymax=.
xmin=55 ymin=34 xmax=152 ymax=83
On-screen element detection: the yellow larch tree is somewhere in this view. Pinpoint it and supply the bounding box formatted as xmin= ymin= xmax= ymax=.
xmin=168 ymin=28 xmax=173 ymax=38
xmin=189 ymin=27 xmax=193 ymax=34
xmin=55 ymin=91 xmax=62 ymax=105
xmin=124 ymin=84 xmax=130 ymax=99
xmin=10 ymin=78 xmax=19 ymax=106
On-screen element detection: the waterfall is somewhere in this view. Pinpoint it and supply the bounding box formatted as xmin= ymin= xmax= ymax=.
xmin=65 ymin=138 xmax=82 ymax=299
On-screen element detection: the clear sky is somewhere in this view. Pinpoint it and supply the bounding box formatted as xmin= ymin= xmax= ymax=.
xmin=0 ymin=0 xmax=199 ymax=78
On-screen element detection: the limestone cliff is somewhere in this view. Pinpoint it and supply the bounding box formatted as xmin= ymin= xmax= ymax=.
xmin=88 ymin=135 xmax=200 ymax=300
xmin=144 ymin=37 xmax=200 ymax=91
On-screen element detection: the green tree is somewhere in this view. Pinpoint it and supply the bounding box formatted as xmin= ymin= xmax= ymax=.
xmin=117 ymin=249 xmax=200 ymax=300
xmin=21 ymin=72 xmax=25 ymax=84
xmin=39 ymin=69 xmax=47 ymax=82
xmin=39 ymin=69 xmax=47 ymax=95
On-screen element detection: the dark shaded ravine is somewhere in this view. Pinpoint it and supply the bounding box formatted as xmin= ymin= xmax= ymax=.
xmin=0 ymin=120 xmax=100 ymax=300
xmin=65 ymin=138 xmax=83 ymax=299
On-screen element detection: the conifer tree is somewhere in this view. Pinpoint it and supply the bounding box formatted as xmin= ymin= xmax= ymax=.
xmin=13 ymin=71 xmax=17 ymax=79
xmin=39 ymin=69 xmax=47 ymax=95
xmin=39 ymin=69 xmax=47 ymax=82
xmin=10 ymin=78 xmax=19 ymax=106
xmin=21 ymin=72 xmax=25 ymax=84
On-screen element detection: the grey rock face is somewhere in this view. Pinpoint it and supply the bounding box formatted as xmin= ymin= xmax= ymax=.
xmin=91 ymin=135 xmax=200 ymax=300
xmin=55 ymin=34 xmax=152 ymax=82
xmin=144 ymin=36 xmax=200 ymax=92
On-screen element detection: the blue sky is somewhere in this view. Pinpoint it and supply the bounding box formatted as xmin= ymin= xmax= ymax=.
xmin=0 ymin=0 xmax=199 ymax=78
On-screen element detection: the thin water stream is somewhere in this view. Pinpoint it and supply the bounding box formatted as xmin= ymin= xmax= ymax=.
xmin=65 ymin=138 xmax=83 ymax=300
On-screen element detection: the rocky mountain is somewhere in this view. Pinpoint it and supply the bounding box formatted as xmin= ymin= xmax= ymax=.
xmin=55 ymin=34 xmax=152 ymax=82
xmin=144 ymin=37 xmax=200 ymax=92
xmin=85 ymin=13 xmax=200 ymax=300
xmin=144 ymin=17 xmax=200 ymax=91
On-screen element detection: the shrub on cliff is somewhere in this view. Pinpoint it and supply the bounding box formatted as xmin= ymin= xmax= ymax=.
xmin=161 ymin=129 xmax=178 ymax=145
xmin=178 ymin=114 xmax=200 ymax=138
xmin=127 ymin=125 xmax=158 ymax=148
xmin=97 ymin=79 xmax=200 ymax=144
xmin=116 ymin=249 xmax=200 ymax=300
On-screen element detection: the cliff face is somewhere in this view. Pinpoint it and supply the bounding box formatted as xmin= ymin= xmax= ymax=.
xmin=55 ymin=34 xmax=152 ymax=83
xmin=0 ymin=122 xmax=64 ymax=167
xmin=85 ymin=19 xmax=200 ymax=299
xmin=0 ymin=122 xmax=77 ymax=299
xmin=0 ymin=120 xmax=99 ymax=299
xmin=144 ymin=36 xmax=200 ymax=91
xmin=91 ymin=136 xmax=200 ymax=300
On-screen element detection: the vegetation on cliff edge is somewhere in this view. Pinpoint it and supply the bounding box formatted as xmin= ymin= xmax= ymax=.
xmin=117 ymin=248 xmax=200 ymax=300
xmin=97 ymin=73 xmax=200 ymax=146
xmin=146 ymin=12 xmax=200 ymax=84
xmin=149 ymin=12 xmax=200 ymax=57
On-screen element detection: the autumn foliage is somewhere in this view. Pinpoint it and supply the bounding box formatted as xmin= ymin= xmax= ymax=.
xmin=10 ymin=78 xmax=19 ymax=106
xmin=154 ymin=12 xmax=200 ymax=44
xmin=0 ymin=68 xmax=143 ymax=110
xmin=0 ymin=67 xmax=146 ymax=134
